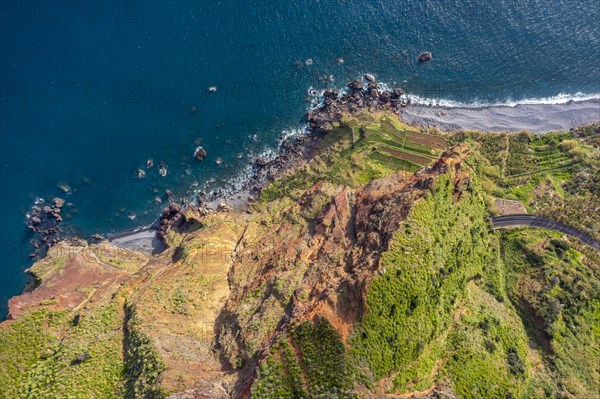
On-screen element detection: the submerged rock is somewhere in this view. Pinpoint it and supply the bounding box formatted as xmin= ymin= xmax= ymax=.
xmin=53 ymin=198 xmax=65 ymax=208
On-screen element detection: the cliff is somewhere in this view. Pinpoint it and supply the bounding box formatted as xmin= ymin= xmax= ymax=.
xmin=1 ymin=114 xmax=598 ymax=399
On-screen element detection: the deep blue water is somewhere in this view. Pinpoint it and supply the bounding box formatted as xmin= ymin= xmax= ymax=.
xmin=1 ymin=0 xmax=599 ymax=317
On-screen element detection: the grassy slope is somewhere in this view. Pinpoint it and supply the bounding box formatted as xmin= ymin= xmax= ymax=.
xmin=0 ymin=304 xmax=125 ymax=399
xmin=350 ymin=172 xmax=493 ymax=378
xmin=501 ymin=229 xmax=600 ymax=398
xmin=255 ymin=121 xmax=599 ymax=398
xmin=260 ymin=112 xmax=444 ymax=203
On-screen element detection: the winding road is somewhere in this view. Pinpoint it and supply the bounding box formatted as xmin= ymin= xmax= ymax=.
xmin=491 ymin=214 xmax=600 ymax=251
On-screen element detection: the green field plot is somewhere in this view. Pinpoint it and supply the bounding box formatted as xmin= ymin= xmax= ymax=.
xmin=260 ymin=113 xmax=448 ymax=202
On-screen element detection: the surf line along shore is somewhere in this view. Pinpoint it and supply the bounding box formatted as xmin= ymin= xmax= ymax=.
xmin=400 ymin=98 xmax=600 ymax=133
xmin=108 ymin=78 xmax=599 ymax=254
xmin=104 ymin=75 xmax=408 ymax=254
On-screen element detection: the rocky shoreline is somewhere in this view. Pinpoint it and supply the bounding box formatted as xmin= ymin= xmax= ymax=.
xmin=27 ymin=76 xmax=599 ymax=255
xmin=152 ymin=75 xmax=410 ymax=245
xmin=25 ymin=197 xmax=67 ymax=259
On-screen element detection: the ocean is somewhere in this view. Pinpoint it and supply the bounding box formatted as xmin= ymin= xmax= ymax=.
xmin=1 ymin=0 xmax=599 ymax=318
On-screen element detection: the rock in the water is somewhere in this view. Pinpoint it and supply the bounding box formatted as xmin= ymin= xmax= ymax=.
xmin=418 ymin=52 xmax=432 ymax=62
xmin=53 ymin=198 xmax=65 ymax=208
xmin=194 ymin=146 xmax=207 ymax=161
xmin=364 ymin=73 xmax=376 ymax=82
xmin=347 ymin=79 xmax=364 ymax=91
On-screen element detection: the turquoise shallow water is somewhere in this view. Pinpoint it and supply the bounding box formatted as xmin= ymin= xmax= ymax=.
xmin=1 ymin=0 xmax=599 ymax=317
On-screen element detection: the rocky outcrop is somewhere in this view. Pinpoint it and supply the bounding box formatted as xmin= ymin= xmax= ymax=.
xmin=158 ymin=202 xmax=186 ymax=239
xmin=306 ymin=77 xmax=407 ymax=134
xmin=194 ymin=146 xmax=207 ymax=161
xmin=418 ymin=51 xmax=433 ymax=62
xmin=26 ymin=197 xmax=67 ymax=258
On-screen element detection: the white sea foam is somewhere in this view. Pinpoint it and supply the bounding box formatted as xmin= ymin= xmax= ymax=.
xmin=194 ymin=124 xmax=310 ymax=203
xmin=404 ymin=92 xmax=600 ymax=108
xmin=191 ymin=78 xmax=599 ymax=203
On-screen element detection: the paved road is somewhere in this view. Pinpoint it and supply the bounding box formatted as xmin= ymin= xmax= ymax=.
xmin=491 ymin=214 xmax=600 ymax=251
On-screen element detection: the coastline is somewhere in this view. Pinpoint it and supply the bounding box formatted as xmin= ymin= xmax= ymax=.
xmin=32 ymin=80 xmax=600 ymax=257
xmin=105 ymin=87 xmax=600 ymax=253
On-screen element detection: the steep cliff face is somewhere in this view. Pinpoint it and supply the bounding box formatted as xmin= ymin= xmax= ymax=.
xmin=1 ymin=116 xmax=598 ymax=399
xmin=215 ymin=145 xmax=472 ymax=397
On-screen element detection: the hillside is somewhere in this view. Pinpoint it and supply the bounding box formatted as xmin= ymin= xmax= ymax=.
xmin=1 ymin=114 xmax=598 ymax=399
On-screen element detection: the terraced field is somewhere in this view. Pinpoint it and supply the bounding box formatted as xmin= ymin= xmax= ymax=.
xmin=360 ymin=117 xmax=447 ymax=172
xmin=505 ymin=134 xmax=582 ymax=178
xmin=259 ymin=114 xmax=447 ymax=202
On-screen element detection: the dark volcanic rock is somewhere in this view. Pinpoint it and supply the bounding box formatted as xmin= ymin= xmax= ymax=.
xmin=169 ymin=202 xmax=182 ymax=214
xmin=392 ymin=88 xmax=404 ymax=98
xmin=418 ymin=51 xmax=432 ymax=62
xmin=304 ymin=77 xmax=411 ymax=135
xmin=348 ymin=79 xmax=364 ymax=91
xmin=194 ymin=146 xmax=207 ymax=161
xmin=26 ymin=197 xmax=67 ymax=259
xmin=158 ymin=202 xmax=186 ymax=239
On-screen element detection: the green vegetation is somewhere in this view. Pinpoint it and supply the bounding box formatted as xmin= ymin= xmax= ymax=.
xmin=442 ymin=282 xmax=543 ymax=399
xmin=253 ymin=317 xmax=355 ymax=398
xmin=123 ymin=304 xmax=166 ymax=399
xmin=351 ymin=171 xmax=494 ymax=379
xmin=256 ymin=123 xmax=599 ymax=398
xmin=0 ymin=310 xmax=62 ymax=398
xmin=454 ymin=128 xmax=600 ymax=241
xmin=501 ymin=229 xmax=600 ymax=398
xmin=0 ymin=304 xmax=125 ymax=399
xmin=260 ymin=113 xmax=445 ymax=203
xmin=2 ymin=119 xmax=598 ymax=398
xmin=252 ymin=339 xmax=306 ymax=399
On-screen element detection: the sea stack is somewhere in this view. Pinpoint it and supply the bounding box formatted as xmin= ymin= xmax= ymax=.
xmin=418 ymin=51 xmax=432 ymax=62
xmin=194 ymin=146 xmax=207 ymax=161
